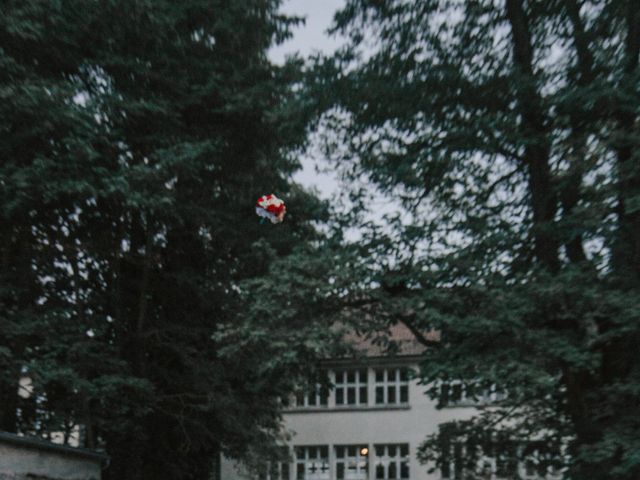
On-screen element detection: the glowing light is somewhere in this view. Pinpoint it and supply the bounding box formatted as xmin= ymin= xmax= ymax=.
xmin=360 ymin=447 xmax=369 ymax=456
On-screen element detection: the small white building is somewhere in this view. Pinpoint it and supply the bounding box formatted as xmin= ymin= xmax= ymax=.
xmin=221 ymin=323 xmax=484 ymax=480
xmin=0 ymin=430 xmax=108 ymax=480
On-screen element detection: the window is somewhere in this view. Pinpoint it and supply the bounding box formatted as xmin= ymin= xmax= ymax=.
xmin=335 ymin=369 xmax=368 ymax=406
xmin=258 ymin=457 xmax=290 ymax=480
xmin=257 ymin=447 xmax=290 ymax=480
xmin=295 ymin=446 xmax=329 ymax=480
xmin=335 ymin=445 xmax=369 ymax=480
xmin=522 ymin=446 xmax=564 ymax=479
xmin=495 ymin=448 xmax=518 ymax=479
xmin=295 ymin=385 xmax=328 ymax=408
xmin=374 ymin=444 xmax=409 ymax=480
xmin=524 ymin=457 xmax=539 ymax=479
xmin=439 ymin=439 xmax=557 ymax=480
xmin=374 ymin=368 xmax=409 ymax=405
xmin=438 ymin=381 xmax=506 ymax=407
xmin=440 ymin=441 xmax=464 ymax=479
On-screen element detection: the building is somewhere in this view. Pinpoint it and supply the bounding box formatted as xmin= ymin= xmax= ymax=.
xmin=221 ymin=323 xmax=486 ymax=480
xmin=0 ymin=430 xmax=109 ymax=480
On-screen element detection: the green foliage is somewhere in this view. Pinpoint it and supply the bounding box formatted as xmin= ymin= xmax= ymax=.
xmin=0 ymin=1 xmax=328 ymax=479
xmin=295 ymin=0 xmax=640 ymax=478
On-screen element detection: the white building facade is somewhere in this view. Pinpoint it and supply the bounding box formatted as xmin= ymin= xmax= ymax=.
xmin=221 ymin=325 xmax=555 ymax=480
xmin=221 ymin=324 xmax=479 ymax=480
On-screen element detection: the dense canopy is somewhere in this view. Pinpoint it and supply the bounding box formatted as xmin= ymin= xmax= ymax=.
xmin=0 ymin=1 xmax=333 ymax=479
xmin=293 ymin=0 xmax=640 ymax=478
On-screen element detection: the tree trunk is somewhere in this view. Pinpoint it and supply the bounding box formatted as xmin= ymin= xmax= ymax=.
xmin=612 ymin=1 xmax=640 ymax=282
xmin=134 ymin=228 xmax=153 ymax=377
xmin=0 ymin=228 xmax=33 ymax=433
xmin=505 ymin=0 xmax=559 ymax=272
xmin=0 ymin=374 xmax=19 ymax=433
xmin=561 ymin=0 xmax=596 ymax=264
xmin=0 ymin=238 xmax=19 ymax=433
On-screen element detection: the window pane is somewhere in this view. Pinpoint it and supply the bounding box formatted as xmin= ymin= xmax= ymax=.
xmin=359 ymin=369 xmax=367 ymax=382
xmin=359 ymin=386 xmax=368 ymax=404
xmin=297 ymin=463 xmax=305 ymax=480
xmin=400 ymin=385 xmax=408 ymax=403
xmin=337 ymin=463 xmax=344 ymax=480
xmin=453 ymin=444 xmax=463 ymax=480
xmin=320 ymin=446 xmax=328 ymax=458
xmin=388 ymin=386 xmax=396 ymax=404
xmin=336 ymin=371 xmax=345 ymax=383
xmin=375 ymin=445 xmax=384 ymax=457
xmin=389 ymin=445 xmax=397 ymax=457
xmin=401 ymin=461 xmax=409 ymax=479
xmin=347 ymin=371 xmax=355 ymax=383
xmin=320 ymin=389 xmax=328 ymax=406
xmin=452 ymin=383 xmax=462 ymax=402
xmin=526 ymin=460 xmax=536 ymax=476
xmin=309 ymin=447 xmax=316 ymax=458
xmin=347 ymin=387 xmax=356 ymax=405
xmin=441 ymin=461 xmax=450 ymax=479
xmin=336 ymin=388 xmax=344 ymax=405
xmin=465 ymin=383 xmax=475 ymax=400
xmin=308 ymin=393 xmax=316 ymax=406
xmin=376 ymin=464 xmax=385 ymax=479
xmin=440 ymin=384 xmax=450 ymax=405
xmin=348 ymin=446 xmax=356 ymax=457
xmin=375 ymin=386 xmax=384 ymax=404
xmin=375 ymin=369 xmax=384 ymax=382
xmin=400 ymin=368 xmax=408 ymax=381
xmin=336 ymin=446 xmax=344 ymax=458
xmin=400 ymin=445 xmax=408 ymax=457
xmin=389 ymin=462 xmax=397 ymax=479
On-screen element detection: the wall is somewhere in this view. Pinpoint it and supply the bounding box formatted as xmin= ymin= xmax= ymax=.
xmin=0 ymin=432 xmax=106 ymax=480
xmin=281 ymin=363 xmax=475 ymax=480
xmin=221 ymin=360 xmax=477 ymax=480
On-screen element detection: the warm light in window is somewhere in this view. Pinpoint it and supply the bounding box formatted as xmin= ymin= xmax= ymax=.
xmin=360 ymin=447 xmax=369 ymax=456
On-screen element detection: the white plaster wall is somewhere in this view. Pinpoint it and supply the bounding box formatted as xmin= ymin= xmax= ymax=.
xmin=281 ymin=372 xmax=475 ymax=480
xmin=221 ymin=364 xmax=477 ymax=480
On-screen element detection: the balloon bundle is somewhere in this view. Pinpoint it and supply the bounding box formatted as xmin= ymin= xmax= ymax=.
xmin=255 ymin=194 xmax=286 ymax=224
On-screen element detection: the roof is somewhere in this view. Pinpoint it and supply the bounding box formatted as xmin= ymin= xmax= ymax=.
xmin=341 ymin=321 xmax=439 ymax=358
xmin=0 ymin=431 xmax=109 ymax=464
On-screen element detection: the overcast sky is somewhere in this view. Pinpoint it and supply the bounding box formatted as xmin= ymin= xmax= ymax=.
xmin=269 ymin=0 xmax=345 ymax=64
xmin=268 ymin=0 xmax=346 ymax=199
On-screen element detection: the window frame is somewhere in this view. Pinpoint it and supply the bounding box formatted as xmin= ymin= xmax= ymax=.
xmin=295 ymin=446 xmax=330 ymax=480
xmin=374 ymin=368 xmax=409 ymax=406
xmin=258 ymin=448 xmax=291 ymax=480
xmin=374 ymin=444 xmax=410 ymax=480
xmin=294 ymin=384 xmax=329 ymax=409
xmin=335 ymin=444 xmax=369 ymax=480
xmin=334 ymin=369 xmax=368 ymax=406
xmin=438 ymin=381 xmax=506 ymax=408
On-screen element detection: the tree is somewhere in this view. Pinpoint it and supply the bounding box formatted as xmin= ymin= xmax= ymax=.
xmin=1 ymin=1 xmax=331 ymax=479
xmin=300 ymin=0 xmax=640 ymax=478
